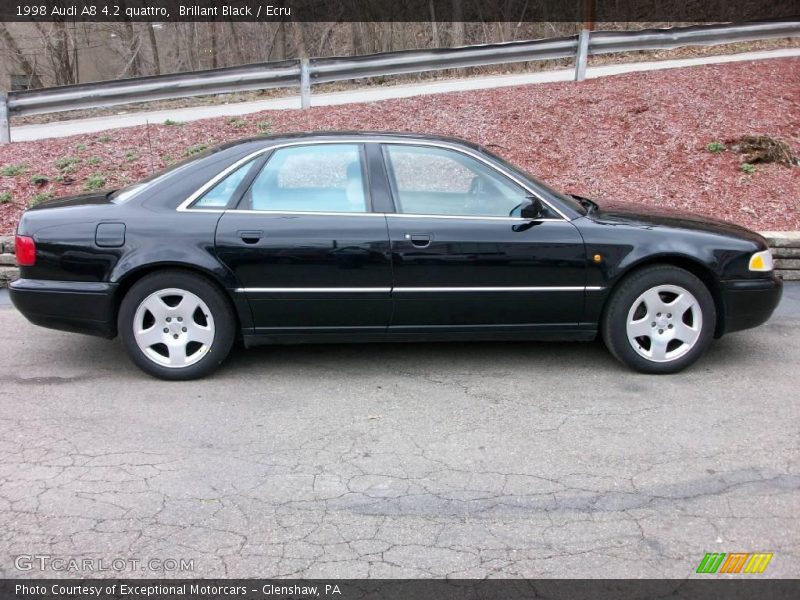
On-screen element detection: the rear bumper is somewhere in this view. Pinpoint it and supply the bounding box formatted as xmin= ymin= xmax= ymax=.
xmin=9 ymin=278 xmax=117 ymax=338
xmin=720 ymin=276 xmax=783 ymax=336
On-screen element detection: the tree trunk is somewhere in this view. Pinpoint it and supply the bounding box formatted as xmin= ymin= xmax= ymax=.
xmin=0 ymin=23 xmax=44 ymax=88
xmin=429 ymin=0 xmax=440 ymax=48
xmin=226 ymin=21 xmax=244 ymax=65
xmin=147 ymin=23 xmax=161 ymax=75
xmin=210 ymin=21 xmax=218 ymax=69
xmin=451 ymin=0 xmax=466 ymax=46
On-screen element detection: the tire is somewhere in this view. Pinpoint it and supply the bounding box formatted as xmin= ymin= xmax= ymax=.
xmin=601 ymin=265 xmax=716 ymax=374
xmin=118 ymin=270 xmax=236 ymax=380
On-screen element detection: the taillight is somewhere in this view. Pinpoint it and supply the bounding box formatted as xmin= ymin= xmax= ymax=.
xmin=15 ymin=235 xmax=36 ymax=266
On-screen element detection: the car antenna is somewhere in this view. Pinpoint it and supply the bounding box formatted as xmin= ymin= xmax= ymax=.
xmin=145 ymin=119 xmax=155 ymax=175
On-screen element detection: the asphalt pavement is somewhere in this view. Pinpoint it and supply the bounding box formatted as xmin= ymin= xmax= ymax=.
xmin=0 ymin=285 xmax=798 ymax=578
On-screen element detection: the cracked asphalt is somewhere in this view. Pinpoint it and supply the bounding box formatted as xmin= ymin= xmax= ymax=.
xmin=0 ymin=285 xmax=798 ymax=579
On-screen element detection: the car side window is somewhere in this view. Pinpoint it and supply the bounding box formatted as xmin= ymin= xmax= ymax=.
xmin=243 ymin=144 xmax=368 ymax=213
xmin=193 ymin=159 xmax=256 ymax=208
xmin=382 ymin=144 xmax=533 ymax=217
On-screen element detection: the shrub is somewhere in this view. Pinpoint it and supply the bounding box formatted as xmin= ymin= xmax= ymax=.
xmin=75 ymin=143 xmax=87 ymax=152
xmin=732 ymin=135 xmax=798 ymax=167
xmin=0 ymin=191 xmax=11 ymax=204
xmin=706 ymin=141 xmax=725 ymax=153
xmin=164 ymin=119 xmax=184 ymax=126
xmin=30 ymin=174 xmax=50 ymax=185
xmin=257 ymin=121 xmax=272 ymax=134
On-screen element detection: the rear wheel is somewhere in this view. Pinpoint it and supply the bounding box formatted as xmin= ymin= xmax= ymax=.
xmin=602 ymin=265 xmax=716 ymax=374
xmin=118 ymin=271 xmax=235 ymax=380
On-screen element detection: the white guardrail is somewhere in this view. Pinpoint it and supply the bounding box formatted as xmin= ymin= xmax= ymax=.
xmin=1 ymin=20 xmax=799 ymax=143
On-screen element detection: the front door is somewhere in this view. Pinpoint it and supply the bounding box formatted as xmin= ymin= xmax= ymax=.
xmin=378 ymin=143 xmax=587 ymax=333
xmin=214 ymin=143 xmax=392 ymax=339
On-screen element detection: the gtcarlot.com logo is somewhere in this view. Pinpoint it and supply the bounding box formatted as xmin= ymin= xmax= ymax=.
xmin=14 ymin=554 xmax=194 ymax=573
xmin=696 ymin=552 xmax=773 ymax=574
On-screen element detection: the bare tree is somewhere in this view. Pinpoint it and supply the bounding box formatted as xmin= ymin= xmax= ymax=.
xmin=0 ymin=23 xmax=44 ymax=88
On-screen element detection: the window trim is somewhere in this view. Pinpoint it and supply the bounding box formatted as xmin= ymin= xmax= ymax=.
xmin=176 ymin=139 xmax=569 ymax=221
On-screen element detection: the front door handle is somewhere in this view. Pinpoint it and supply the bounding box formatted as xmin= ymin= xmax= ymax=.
xmin=239 ymin=230 xmax=263 ymax=244
xmin=404 ymin=233 xmax=432 ymax=248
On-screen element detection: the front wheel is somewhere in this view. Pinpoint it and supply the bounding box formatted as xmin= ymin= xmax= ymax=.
xmin=602 ymin=265 xmax=716 ymax=374
xmin=118 ymin=271 xmax=235 ymax=380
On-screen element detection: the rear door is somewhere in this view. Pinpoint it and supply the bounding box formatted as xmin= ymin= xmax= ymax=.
xmin=377 ymin=143 xmax=587 ymax=333
xmin=213 ymin=143 xmax=393 ymax=339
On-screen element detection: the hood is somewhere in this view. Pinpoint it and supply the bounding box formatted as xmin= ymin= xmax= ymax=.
xmin=581 ymin=196 xmax=766 ymax=246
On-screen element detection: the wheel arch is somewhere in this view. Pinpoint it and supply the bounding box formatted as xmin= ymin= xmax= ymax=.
xmin=112 ymin=262 xmax=247 ymax=337
xmin=603 ymin=254 xmax=725 ymax=338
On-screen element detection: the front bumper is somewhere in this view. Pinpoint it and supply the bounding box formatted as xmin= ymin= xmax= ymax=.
xmin=9 ymin=278 xmax=118 ymax=338
xmin=720 ymin=275 xmax=783 ymax=336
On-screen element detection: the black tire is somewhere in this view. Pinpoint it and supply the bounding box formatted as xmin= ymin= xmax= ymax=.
xmin=118 ymin=270 xmax=235 ymax=380
xmin=601 ymin=265 xmax=716 ymax=374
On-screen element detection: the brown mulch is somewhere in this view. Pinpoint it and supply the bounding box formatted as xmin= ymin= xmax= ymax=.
xmin=1 ymin=57 xmax=798 ymax=234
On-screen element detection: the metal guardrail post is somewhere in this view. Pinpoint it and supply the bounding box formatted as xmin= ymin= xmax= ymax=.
xmin=0 ymin=95 xmax=10 ymax=144
xmin=300 ymin=58 xmax=311 ymax=109
xmin=574 ymin=29 xmax=590 ymax=81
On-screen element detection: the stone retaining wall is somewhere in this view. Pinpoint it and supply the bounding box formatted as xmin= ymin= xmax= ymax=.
xmin=0 ymin=236 xmax=15 ymax=287
xmin=762 ymin=232 xmax=800 ymax=281
xmin=1 ymin=232 xmax=799 ymax=288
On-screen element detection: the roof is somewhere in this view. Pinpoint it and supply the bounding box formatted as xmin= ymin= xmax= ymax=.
xmin=216 ymin=131 xmax=487 ymax=153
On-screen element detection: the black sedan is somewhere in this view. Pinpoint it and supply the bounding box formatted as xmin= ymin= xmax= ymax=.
xmin=9 ymin=132 xmax=782 ymax=379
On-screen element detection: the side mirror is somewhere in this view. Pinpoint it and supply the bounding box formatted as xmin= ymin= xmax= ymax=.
xmin=520 ymin=197 xmax=547 ymax=220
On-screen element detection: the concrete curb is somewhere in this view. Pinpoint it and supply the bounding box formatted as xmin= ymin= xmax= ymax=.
xmin=1 ymin=232 xmax=799 ymax=288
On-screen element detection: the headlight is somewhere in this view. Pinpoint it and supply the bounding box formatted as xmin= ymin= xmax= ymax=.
xmin=749 ymin=249 xmax=774 ymax=272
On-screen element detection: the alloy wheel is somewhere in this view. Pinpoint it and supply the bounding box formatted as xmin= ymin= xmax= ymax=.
xmin=132 ymin=288 xmax=215 ymax=368
xmin=625 ymin=284 xmax=703 ymax=363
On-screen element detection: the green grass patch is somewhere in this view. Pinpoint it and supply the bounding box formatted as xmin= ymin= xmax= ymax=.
xmin=740 ymin=163 xmax=756 ymax=175
xmin=30 ymin=174 xmax=50 ymax=185
xmin=0 ymin=191 xmax=11 ymax=204
xmin=706 ymin=141 xmax=725 ymax=153
xmin=30 ymin=192 xmax=53 ymax=206
xmin=97 ymin=135 xmax=112 ymax=143
xmin=55 ymin=156 xmax=82 ymax=171
xmin=0 ymin=164 xmax=27 ymax=176
xmin=87 ymin=156 xmax=102 ymax=166
xmin=164 ymin=119 xmax=184 ymax=126
xmin=183 ymin=143 xmax=208 ymax=156
xmin=83 ymin=173 xmax=106 ymax=191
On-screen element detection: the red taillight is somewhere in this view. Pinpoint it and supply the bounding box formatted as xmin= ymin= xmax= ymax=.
xmin=15 ymin=235 xmax=36 ymax=266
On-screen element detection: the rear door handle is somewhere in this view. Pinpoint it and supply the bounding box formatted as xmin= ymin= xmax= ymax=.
xmin=404 ymin=233 xmax=432 ymax=248
xmin=239 ymin=230 xmax=263 ymax=244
